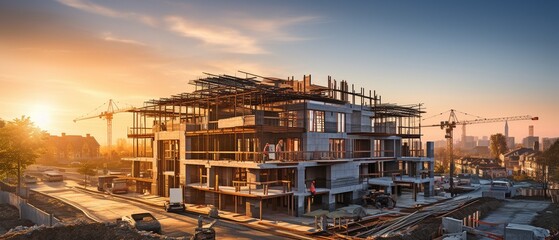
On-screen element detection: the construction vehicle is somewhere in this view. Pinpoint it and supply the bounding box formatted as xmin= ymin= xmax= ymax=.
xmin=97 ymin=175 xmax=118 ymax=191
xmin=362 ymin=190 xmax=396 ymax=209
xmin=164 ymin=188 xmax=185 ymax=212
xmin=191 ymin=215 xmax=217 ymax=240
xmin=109 ymin=178 xmax=128 ymax=194
xmin=423 ymin=109 xmax=537 ymax=195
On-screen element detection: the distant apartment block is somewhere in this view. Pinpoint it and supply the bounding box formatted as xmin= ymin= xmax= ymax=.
xmin=500 ymin=147 xmax=535 ymax=175
xmin=522 ymin=125 xmax=539 ymax=151
xmin=506 ymin=136 xmax=515 ymax=150
xmin=522 ymin=136 xmax=539 ymax=151
xmin=477 ymin=136 xmax=489 ymax=147
xmin=124 ymin=73 xmax=434 ymax=217
xmin=519 ymin=152 xmax=547 ymax=181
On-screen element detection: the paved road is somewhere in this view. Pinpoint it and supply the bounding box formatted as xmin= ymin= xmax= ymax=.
xmin=29 ymin=180 xmax=292 ymax=239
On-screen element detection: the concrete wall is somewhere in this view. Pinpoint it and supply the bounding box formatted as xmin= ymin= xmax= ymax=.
xmin=482 ymin=191 xmax=506 ymax=200
xmin=0 ymin=191 xmax=61 ymax=226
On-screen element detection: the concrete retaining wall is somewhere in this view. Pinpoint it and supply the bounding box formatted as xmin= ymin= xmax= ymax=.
xmin=0 ymin=191 xmax=60 ymax=226
xmin=482 ymin=191 xmax=505 ymax=200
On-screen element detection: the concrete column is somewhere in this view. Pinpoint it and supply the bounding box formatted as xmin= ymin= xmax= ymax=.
xmin=327 ymin=193 xmax=336 ymax=211
xmin=206 ymin=167 xmax=214 ymax=189
xmin=296 ymin=195 xmax=305 ymax=216
xmin=296 ymin=166 xmax=306 ymax=193
xmin=423 ymin=182 xmax=432 ymax=197
xmin=352 ymin=190 xmax=360 ymax=205
xmin=429 ymin=161 xmax=435 ymax=178
xmin=385 ymin=185 xmax=392 ymax=194
xmin=247 ymin=169 xmax=260 ymax=183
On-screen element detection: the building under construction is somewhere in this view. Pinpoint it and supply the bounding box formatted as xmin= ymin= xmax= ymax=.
xmin=124 ymin=72 xmax=434 ymax=217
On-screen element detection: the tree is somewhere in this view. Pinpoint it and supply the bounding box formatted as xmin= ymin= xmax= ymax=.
xmin=77 ymin=162 xmax=97 ymax=188
xmin=0 ymin=116 xmax=48 ymax=184
xmin=542 ymin=140 xmax=559 ymax=183
xmin=489 ymin=133 xmax=508 ymax=159
xmin=434 ymin=146 xmax=465 ymax=173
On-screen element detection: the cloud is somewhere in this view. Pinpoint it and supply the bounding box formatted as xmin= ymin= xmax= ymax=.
xmin=165 ymin=16 xmax=265 ymax=54
xmin=56 ymin=0 xmax=157 ymax=26
xmin=102 ymin=32 xmax=145 ymax=46
xmin=237 ymin=16 xmax=319 ymax=42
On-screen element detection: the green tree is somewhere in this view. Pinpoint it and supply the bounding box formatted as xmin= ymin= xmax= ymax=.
xmin=0 ymin=116 xmax=48 ymax=182
xmin=77 ymin=162 xmax=97 ymax=188
xmin=489 ymin=133 xmax=508 ymax=159
xmin=542 ymin=140 xmax=559 ymax=183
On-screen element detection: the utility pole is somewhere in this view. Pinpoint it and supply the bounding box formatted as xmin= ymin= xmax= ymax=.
xmin=17 ymin=158 xmax=21 ymax=196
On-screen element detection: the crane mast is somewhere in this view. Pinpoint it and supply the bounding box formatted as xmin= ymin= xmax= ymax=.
xmin=73 ymin=99 xmax=134 ymax=160
xmin=425 ymin=109 xmax=538 ymax=196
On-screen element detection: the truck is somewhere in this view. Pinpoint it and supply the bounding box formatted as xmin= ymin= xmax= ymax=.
xmin=164 ymin=188 xmax=185 ymax=212
xmin=97 ymin=175 xmax=118 ymax=191
xmin=110 ymin=179 xmax=129 ymax=194
xmin=490 ymin=180 xmax=513 ymax=197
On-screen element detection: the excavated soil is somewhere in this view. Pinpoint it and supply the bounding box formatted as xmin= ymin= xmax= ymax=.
xmin=0 ymin=204 xmax=34 ymax=235
xmin=531 ymin=202 xmax=559 ymax=239
xmin=0 ymin=222 xmax=178 ymax=240
xmin=27 ymin=191 xmax=94 ymax=224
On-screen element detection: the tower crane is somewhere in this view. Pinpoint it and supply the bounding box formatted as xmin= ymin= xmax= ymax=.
xmin=73 ymin=99 xmax=135 ymax=159
xmin=424 ymin=109 xmax=538 ymax=196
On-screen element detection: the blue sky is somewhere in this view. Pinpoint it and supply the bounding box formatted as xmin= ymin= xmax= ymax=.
xmin=1 ymin=0 xmax=558 ymax=145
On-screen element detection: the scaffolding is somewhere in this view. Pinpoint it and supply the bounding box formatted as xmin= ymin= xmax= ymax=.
xmin=125 ymin=72 xmax=429 ymax=215
xmin=128 ymin=72 xmax=424 ymax=161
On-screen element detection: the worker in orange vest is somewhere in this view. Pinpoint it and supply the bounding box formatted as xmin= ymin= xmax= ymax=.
xmin=310 ymin=180 xmax=316 ymax=195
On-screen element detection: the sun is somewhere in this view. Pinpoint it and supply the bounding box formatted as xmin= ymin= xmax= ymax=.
xmin=28 ymin=104 xmax=52 ymax=130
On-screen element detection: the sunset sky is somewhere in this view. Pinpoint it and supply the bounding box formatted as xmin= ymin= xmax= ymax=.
xmin=1 ymin=0 xmax=558 ymax=146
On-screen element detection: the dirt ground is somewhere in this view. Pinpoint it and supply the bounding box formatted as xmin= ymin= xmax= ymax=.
xmin=0 ymin=202 xmax=180 ymax=240
xmin=0 ymin=192 xmax=177 ymax=240
xmin=26 ymin=191 xmax=94 ymax=224
xmin=1 ymin=222 xmax=179 ymax=240
xmin=0 ymin=204 xmax=34 ymax=235
xmin=531 ymin=202 xmax=559 ymax=239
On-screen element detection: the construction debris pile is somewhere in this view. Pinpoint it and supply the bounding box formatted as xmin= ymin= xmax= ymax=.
xmin=0 ymin=221 xmax=183 ymax=240
xmin=0 ymin=204 xmax=34 ymax=235
xmin=531 ymin=203 xmax=559 ymax=237
xmin=328 ymin=197 xmax=502 ymax=240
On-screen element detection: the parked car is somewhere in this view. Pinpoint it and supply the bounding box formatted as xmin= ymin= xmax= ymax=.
xmin=491 ymin=180 xmax=513 ymax=197
xmin=121 ymin=212 xmax=161 ymax=234
xmin=69 ymin=161 xmax=82 ymax=167
xmin=23 ymin=175 xmax=38 ymax=184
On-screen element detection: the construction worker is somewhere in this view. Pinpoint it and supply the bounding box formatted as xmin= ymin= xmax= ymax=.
xmin=276 ymin=139 xmax=284 ymax=161
xmin=262 ymin=143 xmax=269 ymax=163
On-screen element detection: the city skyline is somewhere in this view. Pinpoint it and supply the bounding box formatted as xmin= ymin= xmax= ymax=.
xmin=1 ymin=0 xmax=558 ymax=146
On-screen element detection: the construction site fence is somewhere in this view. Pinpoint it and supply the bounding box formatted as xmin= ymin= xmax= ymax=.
xmin=0 ymin=190 xmax=61 ymax=226
xmin=518 ymin=188 xmax=559 ymax=202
